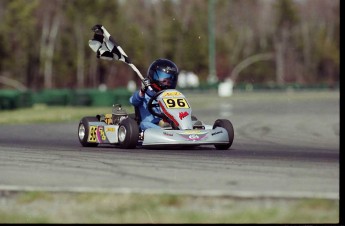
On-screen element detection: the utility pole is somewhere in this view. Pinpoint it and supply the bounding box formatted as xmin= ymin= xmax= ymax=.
xmin=207 ymin=0 xmax=218 ymax=84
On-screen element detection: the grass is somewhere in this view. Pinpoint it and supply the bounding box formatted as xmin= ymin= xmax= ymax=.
xmin=0 ymin=191 xmax=339 ymax=223
xmin=0 ymin=104 xmax=133 ymax=125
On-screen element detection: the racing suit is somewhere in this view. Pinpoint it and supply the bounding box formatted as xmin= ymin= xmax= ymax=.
xmin=129 ymin=90 xmax=162 ymax=131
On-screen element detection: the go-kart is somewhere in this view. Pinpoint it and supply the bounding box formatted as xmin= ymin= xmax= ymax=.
xmin=77 ymin=24 xmax=234 ymax=150
xmin=78 ymin=88 xmax=234 ymax=150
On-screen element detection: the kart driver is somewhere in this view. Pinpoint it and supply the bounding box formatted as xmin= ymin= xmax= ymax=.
xmin=130 ymin=58 xmax=179 ymax=131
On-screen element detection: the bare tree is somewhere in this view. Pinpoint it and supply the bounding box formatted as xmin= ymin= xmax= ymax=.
xmin=38 ymin=1 xmax=63 ymax=89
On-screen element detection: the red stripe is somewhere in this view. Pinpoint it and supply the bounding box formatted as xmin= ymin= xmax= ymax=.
xmin=158 ymin=101 xmax=179 ymax=127
xmin=152 ymin=83 xmax=161 ymax=91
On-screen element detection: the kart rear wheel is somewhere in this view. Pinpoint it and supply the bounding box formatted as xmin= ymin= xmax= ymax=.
xmin=213 ymin=119 xmax=234 ymax=150
xmin=78 ymin=116 xmax=99 ymax=147
xmin=118 ymin=117 xmax=139 ymax=149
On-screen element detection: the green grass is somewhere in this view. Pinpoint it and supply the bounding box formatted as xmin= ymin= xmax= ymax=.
xmin=0 ymin=104 xmax=133 ymax=125
xmin=0 ymin=191 xmax=339 ymax=223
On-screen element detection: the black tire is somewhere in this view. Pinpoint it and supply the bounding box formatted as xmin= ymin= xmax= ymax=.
xmin=118 ymin=117 xmax=139 ymax=149
xmin=213 ymin=119 xmax=234 ymax=150
xmin=128 ymin=113 xmax=136 ymax=120
xmin=191 ymin=115 xmax=198 ymax=121
xmin=78 ymin=116 xmax=99 ymax=147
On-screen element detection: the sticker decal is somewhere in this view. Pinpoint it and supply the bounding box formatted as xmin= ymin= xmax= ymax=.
xmin=88 ymin=126 xmax=98 ymax=142
xmin=178 ymin=130 xmax=206 ymax=135
xmin=163 ymin=131 xmax=173 ymax=136
xmin=162 ymin=98 xmax=190 ymax=109
xmin=178 ymin=130 xmax=208 ymax=141
xmin=88 ymin=126 xmax=108 ymax=143
xmin=106 ymin=127 xmax=115 ymax=132
xmin=162 ymin=91 xmax=182 ymax=97
xmin=211 ymin=130 xmax=223 ymax=136
xmin=97 ymin=126 xmax=107 ymax=141
xmin=179 ymin=111 xmax=189 ymax=120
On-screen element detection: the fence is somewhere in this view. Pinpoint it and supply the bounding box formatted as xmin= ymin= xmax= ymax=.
xmin=0 ymin=88 xmax=132 ymax=110
xmin=0 ymin=82 xmax=338 ymax=110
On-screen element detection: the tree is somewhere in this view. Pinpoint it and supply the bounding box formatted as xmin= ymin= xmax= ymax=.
xmin=0 ymin=0 xmax=339 ymax=90
xmin=273 ymin=0 xmax=300 ymax=84
xmin=0 ymin=0 xmax=39 ymax=88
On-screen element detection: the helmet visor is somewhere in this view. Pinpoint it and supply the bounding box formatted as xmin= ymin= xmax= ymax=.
xmin=153 ymin=71 xmax=177 ymax=89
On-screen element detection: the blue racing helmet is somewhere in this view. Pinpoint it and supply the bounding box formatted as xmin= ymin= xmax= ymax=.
xmin=147 ymin=59 xmax=179 ymax=92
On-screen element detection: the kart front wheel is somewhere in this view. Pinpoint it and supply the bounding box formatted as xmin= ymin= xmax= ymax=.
xmin=118 ymin=117 xmax=139 ymax=149
xmin=213 ymin=119 xmax=234 ymax=150
xmin=78 ymin=116 xmax=99 ymax=147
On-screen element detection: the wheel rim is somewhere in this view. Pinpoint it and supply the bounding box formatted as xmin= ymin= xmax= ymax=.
xmin=118 ymin=126 xmax=127 ymax=142
xmin=78 ymin=124 xmax=86 ymax=140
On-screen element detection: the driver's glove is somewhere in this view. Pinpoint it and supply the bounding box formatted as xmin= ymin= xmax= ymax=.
xmin=158 ymin=119 xmax=170 ymax=128
xmin=140 ymin=78 xmax=151 ymax=95
xmin=89 ymin=24 xmax=104 ymax=53
xmin=91 ymin=24 xmax=103 ymax=35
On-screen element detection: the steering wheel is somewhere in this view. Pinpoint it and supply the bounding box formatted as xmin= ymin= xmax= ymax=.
xmin=147 ymin=90 xmax=166 ymax=118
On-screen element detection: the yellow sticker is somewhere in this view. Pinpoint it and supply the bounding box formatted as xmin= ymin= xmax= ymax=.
xmin=88 ymin=126 xmax=98 ymax=142
xmin=162 ymin=98 xmax=190 ymax=109
xmin=162 ymin=91 xmax=182 ymax=97
xmin=106 ymin=127 xmax=115 ymax=132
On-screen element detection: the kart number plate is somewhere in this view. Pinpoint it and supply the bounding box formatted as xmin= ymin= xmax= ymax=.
xmin=88 ymin=126 xmax=107 ymax=142
xmin=162 ymin=98 xmax=190 ymax=109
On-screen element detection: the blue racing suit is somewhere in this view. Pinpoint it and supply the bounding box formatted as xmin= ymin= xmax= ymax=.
xmin=129 ymin=90 xmax=162 ymax=131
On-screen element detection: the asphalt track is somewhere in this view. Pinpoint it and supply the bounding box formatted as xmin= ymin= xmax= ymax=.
xmin=0 ymin=91 xmax=339 ymax=199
